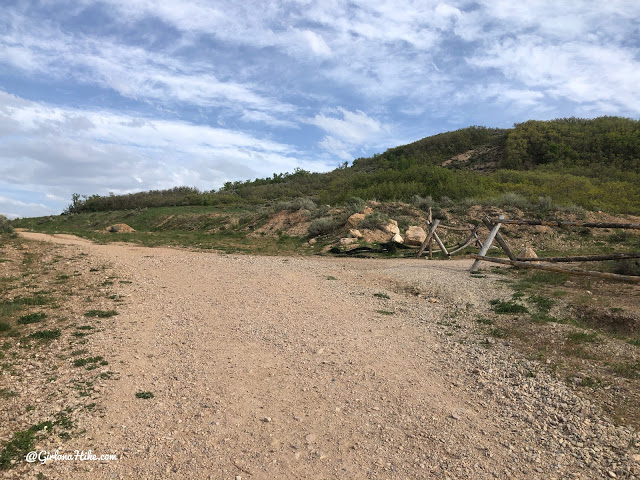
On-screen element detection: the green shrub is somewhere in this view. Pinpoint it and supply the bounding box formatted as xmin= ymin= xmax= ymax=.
xmin=439 ymin=196 xmax=454 ymax=207
xmin=359 ymin=212 xmax=389 ymax=230
xmin=537 ymin=195 xmax=553 ymax=211
xmin=411 ymin=195 xmax=434 ymax=210
xmin=608 ymin=259 xmax=640 ymax=276
xmin=488 ymin=192 xmax=530 ymax=209
xmin=0 ymin=215 xmax=13 ymax=234
xmin=274 ymin=197 xmax=316 ymax=212
xmin=308 ymin=217 xmax=340 ymax=237
xmin=607 ymin=230 xmax=633 ymax=244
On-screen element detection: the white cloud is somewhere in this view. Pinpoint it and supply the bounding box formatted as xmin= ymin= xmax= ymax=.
xmin=0 ymin=195 xmax=55 ymax=219
xmin=467 ymin=38 xmax=640 ymax=112
xmin=307 ymin=107 xmax=394 ymax=160
xmin=0 ymin=91 xmax=333 ymax=217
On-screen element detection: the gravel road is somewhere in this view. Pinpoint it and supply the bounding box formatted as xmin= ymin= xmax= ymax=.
xmin=18 ymin=233 xmax=639 ymax=479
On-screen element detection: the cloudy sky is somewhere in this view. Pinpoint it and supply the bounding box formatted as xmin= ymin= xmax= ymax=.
xmin=1 ymin=1 xmax=639 ymax=218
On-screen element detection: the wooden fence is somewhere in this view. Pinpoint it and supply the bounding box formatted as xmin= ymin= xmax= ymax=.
xmin=468 ymin=217 xmax=640 ymax=283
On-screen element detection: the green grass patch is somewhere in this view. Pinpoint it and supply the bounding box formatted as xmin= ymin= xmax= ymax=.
xmin=476 ymin=317 xmax=494 ymax=325
xmin=489 ymin=327 xmax=509 ymax=338
xmin=0 ymin=421 xmax=54 ymax=469
xmin=73 ymin=356 xmax=104 ymax=368
xmin=325 ymin=276 xmax=337 ymax=281
xmin=28 ymin=329 xmax=61 ymax=340
xmin=528 ymin=295 xmax=554 ymax=314
xmin=373 ymin=292 xmax=390 ymax=299
xmin=376 ymin=310 xmax=394 ymax=316
xmin=567 ymin=331 xmax=598 ymax=343
xmin=135 ymin=391 xmax=154 ymax=399
xmin=17 ymin=312 xmax=47 ymax=325
xmin=490 ymin=299 xmax=529 ymax=314
xmin=83 ymin=310 xmax=118 ymax=318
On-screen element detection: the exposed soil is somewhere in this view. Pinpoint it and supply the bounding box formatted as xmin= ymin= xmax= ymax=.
xmin=6 ymin=233 xmax=640 ymax=479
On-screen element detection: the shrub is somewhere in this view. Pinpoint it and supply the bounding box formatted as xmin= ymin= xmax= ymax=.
xmin=359 ymin=212 xmax=389 ymax=230
xmin=439 ymin=196 xmax=455 ymax=207
xmin=488 ymin=192 xmax=530 ymax=209
xmin=308 ymin=217 xmax=340 ymax=237
xmin=537 ymin=195 xmax=553 ymax=211
xmin=274 ymin=197 xmax=317 ymax=212
xmin=0 ymin=215 xmax=13 ymax=234
xmin=608 ymin=259 xmax=640 ymax=276
xmin=607 ymin=230 xmax=633 ymax=244
xmin=431 ymin=208 xmax=448 ymax=221
xmin=411 ymin=195 xmax=434 ymax=210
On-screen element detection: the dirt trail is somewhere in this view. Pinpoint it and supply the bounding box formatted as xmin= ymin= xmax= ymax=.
xmin=18 ymin=233 xmax=639 ymax=479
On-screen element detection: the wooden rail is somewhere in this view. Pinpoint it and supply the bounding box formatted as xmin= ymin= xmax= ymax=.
xmin=471 ymin=216 xmax=640 ymax=282
xmin=471 ymin=255 xmax=640 ymax=283
xmin=490 ymin=219 xmax=640 ymax=230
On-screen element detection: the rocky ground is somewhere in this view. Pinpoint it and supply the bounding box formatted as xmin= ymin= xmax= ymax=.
xmin=1 ymin=232 xmax=639 ymax=479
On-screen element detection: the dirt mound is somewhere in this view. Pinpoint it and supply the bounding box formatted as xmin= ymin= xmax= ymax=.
xmin=106 ymin=223 xmax=135 ymax=233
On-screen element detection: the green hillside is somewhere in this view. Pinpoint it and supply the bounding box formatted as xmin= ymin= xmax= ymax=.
xmin=56 ymin=116 xmax=640 ymax=216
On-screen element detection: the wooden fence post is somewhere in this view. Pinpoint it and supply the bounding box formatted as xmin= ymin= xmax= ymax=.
xmin=470 ymin=219 xmax=502 ymax=272
xmin=416 ymin=219 xmax=440 ymax=258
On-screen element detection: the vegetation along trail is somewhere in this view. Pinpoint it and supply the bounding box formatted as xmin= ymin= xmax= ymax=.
xmin=14 ymin=233 xmax=639 ymax=479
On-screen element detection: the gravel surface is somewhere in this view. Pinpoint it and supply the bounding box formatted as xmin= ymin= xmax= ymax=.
xmin=15 ymin=233 xmax=640 ymax=479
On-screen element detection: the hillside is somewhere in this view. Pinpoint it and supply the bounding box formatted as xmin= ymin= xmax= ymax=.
xmin=53 ymin=116 xmax=640 ymax=216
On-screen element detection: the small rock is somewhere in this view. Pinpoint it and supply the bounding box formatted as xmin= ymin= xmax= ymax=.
xmin=262 ymin=417 xmax=272 ymax=423
xmin=451 ymin=413 xmax=460 ymax=420
xmin=607 ymin=471 xmax=617 ymax=478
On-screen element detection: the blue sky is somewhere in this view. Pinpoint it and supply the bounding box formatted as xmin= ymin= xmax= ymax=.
xmin=1 ymin=1 xmax=639 ymax=218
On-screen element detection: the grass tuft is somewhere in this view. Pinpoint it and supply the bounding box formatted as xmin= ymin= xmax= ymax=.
xmin=83 ymin=310 xmax=118 ymax=318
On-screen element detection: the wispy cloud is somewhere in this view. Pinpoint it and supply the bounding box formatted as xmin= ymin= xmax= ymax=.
xmin=0 ymin=13 xmax=295 ymax=118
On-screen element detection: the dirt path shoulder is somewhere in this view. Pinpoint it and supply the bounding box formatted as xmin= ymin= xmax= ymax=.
xmin=15 ymin=233 xmax=639 ymax=479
